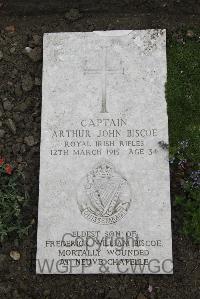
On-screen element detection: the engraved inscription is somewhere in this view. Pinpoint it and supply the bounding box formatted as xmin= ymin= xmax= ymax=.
xmin=84 ymin=47 xmax=124 ymax=113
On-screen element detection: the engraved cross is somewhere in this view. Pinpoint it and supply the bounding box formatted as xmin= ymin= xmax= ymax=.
xmin=84 ymin=47 xmax=124 ymax=113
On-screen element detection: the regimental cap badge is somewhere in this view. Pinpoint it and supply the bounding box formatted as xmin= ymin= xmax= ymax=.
xmin=77 ymin=159 xmax=132 ymax=225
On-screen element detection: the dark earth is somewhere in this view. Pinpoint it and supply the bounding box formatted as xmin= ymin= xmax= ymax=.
xmin=0 ymin=1 xmax=200 ymax=298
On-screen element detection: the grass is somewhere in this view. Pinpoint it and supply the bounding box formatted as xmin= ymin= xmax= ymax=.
xmin=167 ymin=30 xmax=200 ymax=243
xmin=167 ymin=30 xmax=200 ymax=162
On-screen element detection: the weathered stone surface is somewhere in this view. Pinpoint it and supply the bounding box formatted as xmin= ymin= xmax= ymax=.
xmin=37 ymin=30 xmax=172 ymax=274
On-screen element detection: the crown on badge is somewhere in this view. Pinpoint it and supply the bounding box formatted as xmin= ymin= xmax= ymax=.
xmin=93 ymin=160 xmax=114 ymax=178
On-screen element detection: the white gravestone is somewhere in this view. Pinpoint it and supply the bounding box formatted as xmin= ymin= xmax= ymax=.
xmin=37 ymin=30 xmax=173 ymax=274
